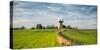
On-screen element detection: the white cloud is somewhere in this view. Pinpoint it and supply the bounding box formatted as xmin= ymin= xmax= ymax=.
xmin=12 ymin=1 xmax=97 ymax=29
xmin=13 ymin=19 xmax=33 ymax=28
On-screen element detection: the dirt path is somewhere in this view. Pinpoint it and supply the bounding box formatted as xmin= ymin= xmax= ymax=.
xmin=56 ymin=32 xmax=73 ymax=46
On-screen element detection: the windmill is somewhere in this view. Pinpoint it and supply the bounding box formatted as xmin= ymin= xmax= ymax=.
xmin=57 ymin=17 xmax=64 ymax=33
xmin=56 ymin=17 xmax=73 ymax=46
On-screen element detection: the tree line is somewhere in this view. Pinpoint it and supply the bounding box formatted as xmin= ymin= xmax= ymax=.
xmin=12 ymin=24 xmax=78 ymax=30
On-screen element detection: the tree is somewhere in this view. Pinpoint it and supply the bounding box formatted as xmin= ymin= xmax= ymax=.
xmin=36 ymin=24 xmax=43 ymax=29
xmin=72 ymin=27 xmax=78 ymax=30
xmin=20 ymin=26 xmax=25 ymax=30
xmin=42 ymin=26 xmax=45 ymax=29
xmin=66 ymin=25 xmax=72 ymax=29
xmin=31 ymin=27 xmax=35 ymax=29
xmin=46 ymin=25 xmax=56 ymax=29
xmin=62 ymin=25 xmax=66 ymax=28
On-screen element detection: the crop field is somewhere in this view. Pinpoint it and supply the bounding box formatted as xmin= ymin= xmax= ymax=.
xmin=13 ymin=29 xmax=97 ymax=49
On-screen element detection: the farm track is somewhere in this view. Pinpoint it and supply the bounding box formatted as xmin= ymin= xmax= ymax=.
xmin=56 ymin=32 xmax=73 ymax=46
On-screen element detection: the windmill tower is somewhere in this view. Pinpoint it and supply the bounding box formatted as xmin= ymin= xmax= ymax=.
xmin=57 ymin=17 xmax=64 ymax=33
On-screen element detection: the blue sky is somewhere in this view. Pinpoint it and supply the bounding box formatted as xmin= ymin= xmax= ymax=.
xmin=13 ymin=1 xmax=97 ymax=29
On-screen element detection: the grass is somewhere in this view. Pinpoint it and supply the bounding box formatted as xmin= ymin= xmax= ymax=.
xmin=13 ymin=29 xmax=58 ymax=49
xmin=63 ymin=29 xmax=97 ymax=45
xmin=12 ymin=29 xmax=97 ymax=49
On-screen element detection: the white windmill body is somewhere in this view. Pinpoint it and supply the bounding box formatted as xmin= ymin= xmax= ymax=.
xmin=57 ymin=17 xmax=63 ymax=32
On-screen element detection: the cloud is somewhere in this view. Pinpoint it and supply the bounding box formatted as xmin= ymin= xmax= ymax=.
xmin=12 ymin=1 xmax=97 ymax=29
xmin=13 ymin=19 xmax=33 ymax=28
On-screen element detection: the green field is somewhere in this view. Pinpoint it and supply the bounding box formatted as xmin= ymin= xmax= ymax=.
xmin=13 ymin=29 xmax=97 ymax=49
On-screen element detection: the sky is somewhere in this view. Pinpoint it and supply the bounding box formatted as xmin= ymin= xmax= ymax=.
xmin=12 ymin=1 xmax=97 ymax=29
